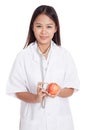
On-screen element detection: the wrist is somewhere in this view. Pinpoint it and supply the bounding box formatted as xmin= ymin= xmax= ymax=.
xmin=33 ymin=94 xmax=38 ymax=103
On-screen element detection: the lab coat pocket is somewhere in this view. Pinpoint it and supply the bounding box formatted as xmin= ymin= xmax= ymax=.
xmin=20 ymin=118 xmax=41 ymax=130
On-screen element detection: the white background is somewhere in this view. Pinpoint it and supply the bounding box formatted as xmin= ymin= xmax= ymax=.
xmin=0 ymin=0 xmax=87 ymax=130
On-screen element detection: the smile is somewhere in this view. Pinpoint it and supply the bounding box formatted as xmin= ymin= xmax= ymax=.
xmin=40 ymin=36 xmax=48 ymax=40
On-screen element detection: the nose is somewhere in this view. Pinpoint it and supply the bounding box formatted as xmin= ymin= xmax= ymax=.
xmin=41 ymin=27 xmax=47 ymax=34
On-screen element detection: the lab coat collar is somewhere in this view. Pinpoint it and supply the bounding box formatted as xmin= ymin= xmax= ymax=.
xmin=32 ymin=40 xmax=55 ymax=62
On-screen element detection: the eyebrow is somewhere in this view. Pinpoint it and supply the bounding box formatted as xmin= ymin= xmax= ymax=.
xmin=35 ymin=23 xmax=54 ymax=25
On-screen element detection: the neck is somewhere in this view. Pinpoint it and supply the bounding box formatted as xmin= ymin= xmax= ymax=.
xmin=37 ymin=43 xmax=51 ymax=54
xmin=37 ymin=43 xmax=51 ymax=58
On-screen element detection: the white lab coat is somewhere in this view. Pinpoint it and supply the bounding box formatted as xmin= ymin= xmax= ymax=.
xmin=7 ymin=41 xmax=80 ymax=130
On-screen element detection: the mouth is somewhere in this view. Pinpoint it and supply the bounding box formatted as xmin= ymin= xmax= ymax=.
xmin=40 ymin=36 xmax=48 ymax=40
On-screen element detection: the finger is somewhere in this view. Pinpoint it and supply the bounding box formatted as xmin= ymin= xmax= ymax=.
xmin=37 ymin=87 xmax=42 ymax=94
xmin=56 ymin=88 xmax=61 ymax=96
xmin=42 ymin=93 xmax=46 ymax=97
xmin=38 ymin=82 xmax=43 ymax=88
xmin=46 ymin=92 xmax=56 ymax=98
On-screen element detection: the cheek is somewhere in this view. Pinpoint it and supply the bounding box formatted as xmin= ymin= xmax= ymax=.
xmin=33 ymin=29 xmax=39 ymax=38
xmin=50 ymin=32 xmax=55 ymax=38
xmin=33 ymin=28 xmax=40 ymax=34
xmin=49 ymin=28 xmax=56 ymax=35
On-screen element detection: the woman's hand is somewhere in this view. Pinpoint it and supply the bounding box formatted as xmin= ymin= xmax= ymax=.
xmin=36 ymin=82 xmax=47 ymax=103
xmin=47 ymin=87 xmax=74 ymax=98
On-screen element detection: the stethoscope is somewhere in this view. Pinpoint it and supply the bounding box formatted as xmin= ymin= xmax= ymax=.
xmin=37 ymin=45 xmax=51 ymax=108
xmin=40 ymin=56 xmax=47 ymax=108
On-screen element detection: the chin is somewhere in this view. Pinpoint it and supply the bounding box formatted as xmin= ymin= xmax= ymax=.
xmin=38 ymin=40 xmax=50 ymax=45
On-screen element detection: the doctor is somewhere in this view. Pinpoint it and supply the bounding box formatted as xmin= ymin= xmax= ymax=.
xmin=7 ymin=5 xmax=80 ymax=130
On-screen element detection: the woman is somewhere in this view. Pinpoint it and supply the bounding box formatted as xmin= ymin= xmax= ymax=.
xmin=7 ymin=5 xmax=80 ymax=130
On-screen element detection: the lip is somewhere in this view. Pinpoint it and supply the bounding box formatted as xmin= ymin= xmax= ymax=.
xmin=40 ymin=36 xmax=48 ymax=40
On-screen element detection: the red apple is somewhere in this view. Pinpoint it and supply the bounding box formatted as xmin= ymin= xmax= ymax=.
xmin=47 ymin=83 xmax=60 ymax=95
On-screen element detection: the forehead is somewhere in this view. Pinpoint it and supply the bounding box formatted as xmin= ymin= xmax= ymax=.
xmin=34 ymin=14 xmax=55 ymax=24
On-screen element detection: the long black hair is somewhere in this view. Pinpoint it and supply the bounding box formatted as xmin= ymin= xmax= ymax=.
xmin=24 ymin=5 xmax=61 ymax=48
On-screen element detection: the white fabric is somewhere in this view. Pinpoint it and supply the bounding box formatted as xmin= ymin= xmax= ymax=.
xmin=6 ymin=41 xmax=80 ymax=130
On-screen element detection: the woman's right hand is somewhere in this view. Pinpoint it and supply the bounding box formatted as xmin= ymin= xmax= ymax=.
xmin=36 ymin=82 xmax=47 ymax=103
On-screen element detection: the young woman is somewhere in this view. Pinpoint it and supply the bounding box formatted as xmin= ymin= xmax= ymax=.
xmin=7 ymin=5 xmax=80 ymax=130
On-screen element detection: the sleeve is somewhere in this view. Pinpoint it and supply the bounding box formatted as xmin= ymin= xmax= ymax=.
xmin=6 ymin=52 xmax=28 ymax=97
xmin=63 ymin=51 xmax=80 ymax=91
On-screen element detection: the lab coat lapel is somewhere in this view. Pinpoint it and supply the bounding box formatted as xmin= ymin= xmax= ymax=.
xmin=31 ymin=42 xmax=41 ymax=63
xmin=44 ymin=47 xmax=55 ymax=82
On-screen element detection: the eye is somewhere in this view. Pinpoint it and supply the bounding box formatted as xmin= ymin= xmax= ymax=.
xmin=47 ymin=26 xmax=52 ymax=28
xmin=36 ymin=25 xmax=42 ymax=28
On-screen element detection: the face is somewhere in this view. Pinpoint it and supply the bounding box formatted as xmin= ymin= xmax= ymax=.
xmin=33 ymin=14 xmax=57 ymax=45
